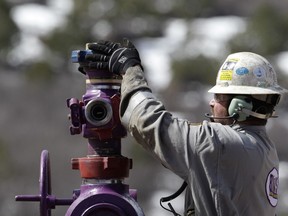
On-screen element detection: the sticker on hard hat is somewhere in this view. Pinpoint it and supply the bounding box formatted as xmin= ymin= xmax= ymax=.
xmin=253 ymin=67 xmax=265 ymax=78
xmin=236 ymin=67 xmax=249 ymax=75
xmin=219 ymin=71 xmax=233 ymax=81
xmin=219 ymin=58 xmax=239 ymax=81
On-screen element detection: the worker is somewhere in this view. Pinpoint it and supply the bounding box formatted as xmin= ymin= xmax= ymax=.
xmin=83 ymin=39 xmax=287 ymax=216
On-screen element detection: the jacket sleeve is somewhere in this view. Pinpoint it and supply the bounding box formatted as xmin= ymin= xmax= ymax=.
xmin=120 ymin=66 xmax=201 ymax=179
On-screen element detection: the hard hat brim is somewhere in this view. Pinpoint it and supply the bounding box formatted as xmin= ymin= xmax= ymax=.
xmin=208 ymin=85 xmax=288 ymax=95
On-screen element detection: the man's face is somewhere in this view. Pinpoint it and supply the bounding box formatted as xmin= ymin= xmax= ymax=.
xmin=209 ymin=94 xmax=233 ymax=125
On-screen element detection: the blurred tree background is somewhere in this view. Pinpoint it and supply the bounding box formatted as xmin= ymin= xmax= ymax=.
xmin=0 ymin=0 xmax=288 ymax=215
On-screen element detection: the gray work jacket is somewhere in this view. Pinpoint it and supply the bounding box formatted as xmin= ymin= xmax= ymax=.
xmin=120 ymin=66 xmax=279 ymax=216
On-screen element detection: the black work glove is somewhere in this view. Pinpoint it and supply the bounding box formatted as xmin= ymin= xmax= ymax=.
xmin=86 ymin=39 xmax=142 ymax=75
xmin=77 ymin=41 xmax=120 ymax=74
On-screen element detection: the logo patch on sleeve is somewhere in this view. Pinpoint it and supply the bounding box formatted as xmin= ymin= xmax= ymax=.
xmin=265 ymin=167 xmax=279 ymax=207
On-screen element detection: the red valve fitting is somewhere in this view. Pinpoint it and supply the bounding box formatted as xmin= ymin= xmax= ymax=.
xmin=72 ymin=156 xmax=132 ymax=179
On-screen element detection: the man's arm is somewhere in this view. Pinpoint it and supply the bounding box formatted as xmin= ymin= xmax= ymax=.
xmin=84 ymin=39 xmax=197 ymax=179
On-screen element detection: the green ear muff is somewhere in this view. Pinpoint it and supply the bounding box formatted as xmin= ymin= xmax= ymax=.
xmin=228 ymin=96 xmax=253 ymax=121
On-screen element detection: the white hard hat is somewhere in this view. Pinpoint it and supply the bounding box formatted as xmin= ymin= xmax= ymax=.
xmin=208 ymin=52 xmax=288 ymax=95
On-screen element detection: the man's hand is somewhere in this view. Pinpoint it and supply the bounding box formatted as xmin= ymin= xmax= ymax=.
xmin=86 ymin=39 xmax=142 ymax=75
